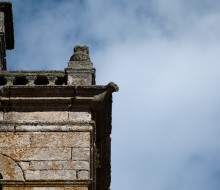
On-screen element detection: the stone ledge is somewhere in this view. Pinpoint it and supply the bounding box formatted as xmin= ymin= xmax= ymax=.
xmin=0 ymin=122 xmax=94 ymax=132
xmin=0 ymin=180 xmax=92 ymax=186
xmin=3 ymin=112 xmax=69 ymax=122
xmin=15 ymin=125 xmax=93 ymax=132
xmin=0 ymin=120 xmax=95 ymax=125
xmin=2 ymin=111 xmax=91 ymax=122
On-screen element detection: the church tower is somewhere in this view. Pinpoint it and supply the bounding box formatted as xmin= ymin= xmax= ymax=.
xmin=0 ymin=2 xmax=118 ymax=190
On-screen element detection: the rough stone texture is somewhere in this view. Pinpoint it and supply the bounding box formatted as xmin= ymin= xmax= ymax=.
xmin=0 ymin=125 xmax=14 ymax=131
xmin=64 ymin=188 xmax=87 ymax=190
xmin=19 ymin=161 xmax=30 ymax=170
xmin=77 ymin=170 xmax=89 ymax=180
xmin=72 ymin=148 xmax=90 ymax=161
xmin=29 ymin=161 xmax=89 ymax=170
xmin=0 ymin=147 xmax=71 ymax=161
xmin=3 ymin=111 xmax=92 ymax=122
xmin=25 ymin=170 xmax=77 ymax=180
xmin=0 ymin=111 xmax=3 ymax=120
xmin=24 ymin=188 xmax=87 ymax=190
xmin=66 ymin=73 xmax=94 ymax=86
xmin=0 ymin=154 xmax=24 ymax=180
xmin=0 ymin=11 xmax=5 ymax=33
xmin=25 ymin=188 xmax=63 ymax=190
xmin=0 ymin=133 xmax=30 ymax=147
xmin=30 ymin=132 xmax=90 ymax=148
xmin=3 ymin=187 xmax=23 ymax=190
xmin=69 ymin=112 xmax=91 ymax=121
xmin=65 ymin=45 xmax=95 ymax=86
xmin=15 ymin=124 xmax=93 ymax=132
xmin=0 ymin=122 xmax=91 ymax=182
xmin=4 ymin=112 xmax=69 ymax=121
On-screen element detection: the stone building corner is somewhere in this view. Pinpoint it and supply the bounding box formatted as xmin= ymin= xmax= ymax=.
xmin=0 ymin=2 xmax=118 ymax=190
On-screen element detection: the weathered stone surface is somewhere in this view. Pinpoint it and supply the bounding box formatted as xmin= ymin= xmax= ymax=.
xmin=0 ymin=16 xmax=117 ymax=189
xmin=0 ymin=125 xmax=14 ymax=131
xmin=29 ymin=161 xmax=89 ymax=170
xmin=19 ymin=161 xmax=30 ymax=170
xmin=16 ymin=125 xmax=93 ymax=132
xmin=0 ymin=111 xmax=3 ymax=120
xmin=25 ymin=187 xmax=64 ymax=190
xmin=69 ymin=112 xmax=91 ymax=121
xmin=0 ymin=133 xmax=30 ymax=147
xmin=72 ymin=148 xmax=90 ymax=161
xmin=25 ymin=170 xmax=76 ymax=180
xmin=0 ymin=11 xmax=5 ymax=33
xmin=66 ymin=73 xmax=93 ymax=86
xmin=3 ymin=187 xmax=23 ymax=190
xmin=0 ymin=154 xmax=24 ymax=180
xmin=77 ymin=170 xmax=89 ymax=179
xmin=0 ymin=147 xmax=71 ymax=161
xmin=4 ymin=112 xmax=68 ymax=121
xmin=65 ymin=188 xmax=87 ymax=190
xmin=30 ymin=132 xmax=90 ymax=148
xmin=24 ymin=188 xmax=87 ymax=190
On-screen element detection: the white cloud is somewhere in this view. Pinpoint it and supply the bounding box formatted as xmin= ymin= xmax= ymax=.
xmin=6 ymin=0 xmax=220 ymax=189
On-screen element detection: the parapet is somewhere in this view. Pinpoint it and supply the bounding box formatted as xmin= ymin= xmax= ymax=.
xmin=0 ymin=45 xmax=96 ymax=86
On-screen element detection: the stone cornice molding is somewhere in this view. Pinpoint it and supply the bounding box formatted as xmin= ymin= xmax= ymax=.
xmin=90 ymin=82 xmax=119 ymax=111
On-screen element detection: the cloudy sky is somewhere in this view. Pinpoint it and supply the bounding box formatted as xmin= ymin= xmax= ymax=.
xmin=5 ymin=0 xmax=220 ymax=189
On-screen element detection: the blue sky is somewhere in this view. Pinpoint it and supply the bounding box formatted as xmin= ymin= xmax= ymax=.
xmin=5 ymin=0 xmax=220 ymax=189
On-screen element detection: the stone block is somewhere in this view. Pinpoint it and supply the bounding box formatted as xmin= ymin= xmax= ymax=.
xmin=30 ymin=132 xmax=90 ymax=148
xmin=0 ymin=125 xmax=14 ymax=132
xmin=0 ymin=154 xmax=24 ymax=180
xmin=24 ymin=188 xmax=87 ymax=190
xmin=0 ymin=111 xmax=3 ymax=120
xmin=29 ymin=161 xmax=89 ymax=170
xmin=0 ymin=133 xmax=30 ymax=147
xmin=3 ymin=187 xmax=23 ymax=190
xmin=67 ymin=74 xmax=92 ymax=86
xmin=15 ymin=124 xmax=93 ymax=132
xmin=4 ymin=111 xmax=68 ymax=121
xmin=72 ymin=148 xmax=90 ymax=161
xmin=25 ymin=170 xmax=76 ymax=180
xmin=25 ymin=188 xmax=64 ymax=190
xmin=65 ymin=188 xmax=87 ymax=190
xmin=19 ymin=161 xmax=30 ymax=170
xmin=77 ymin=170 xmax=89 ymax=179
xmin=0 ymin=147 xmax=71 ymax=161
xmin=69 ymin=112 xmax=91 ymax=121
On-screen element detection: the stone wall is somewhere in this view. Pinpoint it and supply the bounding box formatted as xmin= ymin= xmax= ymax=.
xmin=0 ymin=110 xmax=93 ymax=190
xmin=3 ymin=187 xmax=87 ymax=190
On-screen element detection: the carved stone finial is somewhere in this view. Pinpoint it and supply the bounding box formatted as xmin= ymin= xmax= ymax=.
xmin=70 ymin=45 xmax=91 ymax=62
xmin=66 ymin=45 xmax=95 ymax=85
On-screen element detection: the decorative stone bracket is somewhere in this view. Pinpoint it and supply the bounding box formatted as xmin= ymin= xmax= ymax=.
xmin=90 ymin=82 xmax=119 ymax=111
